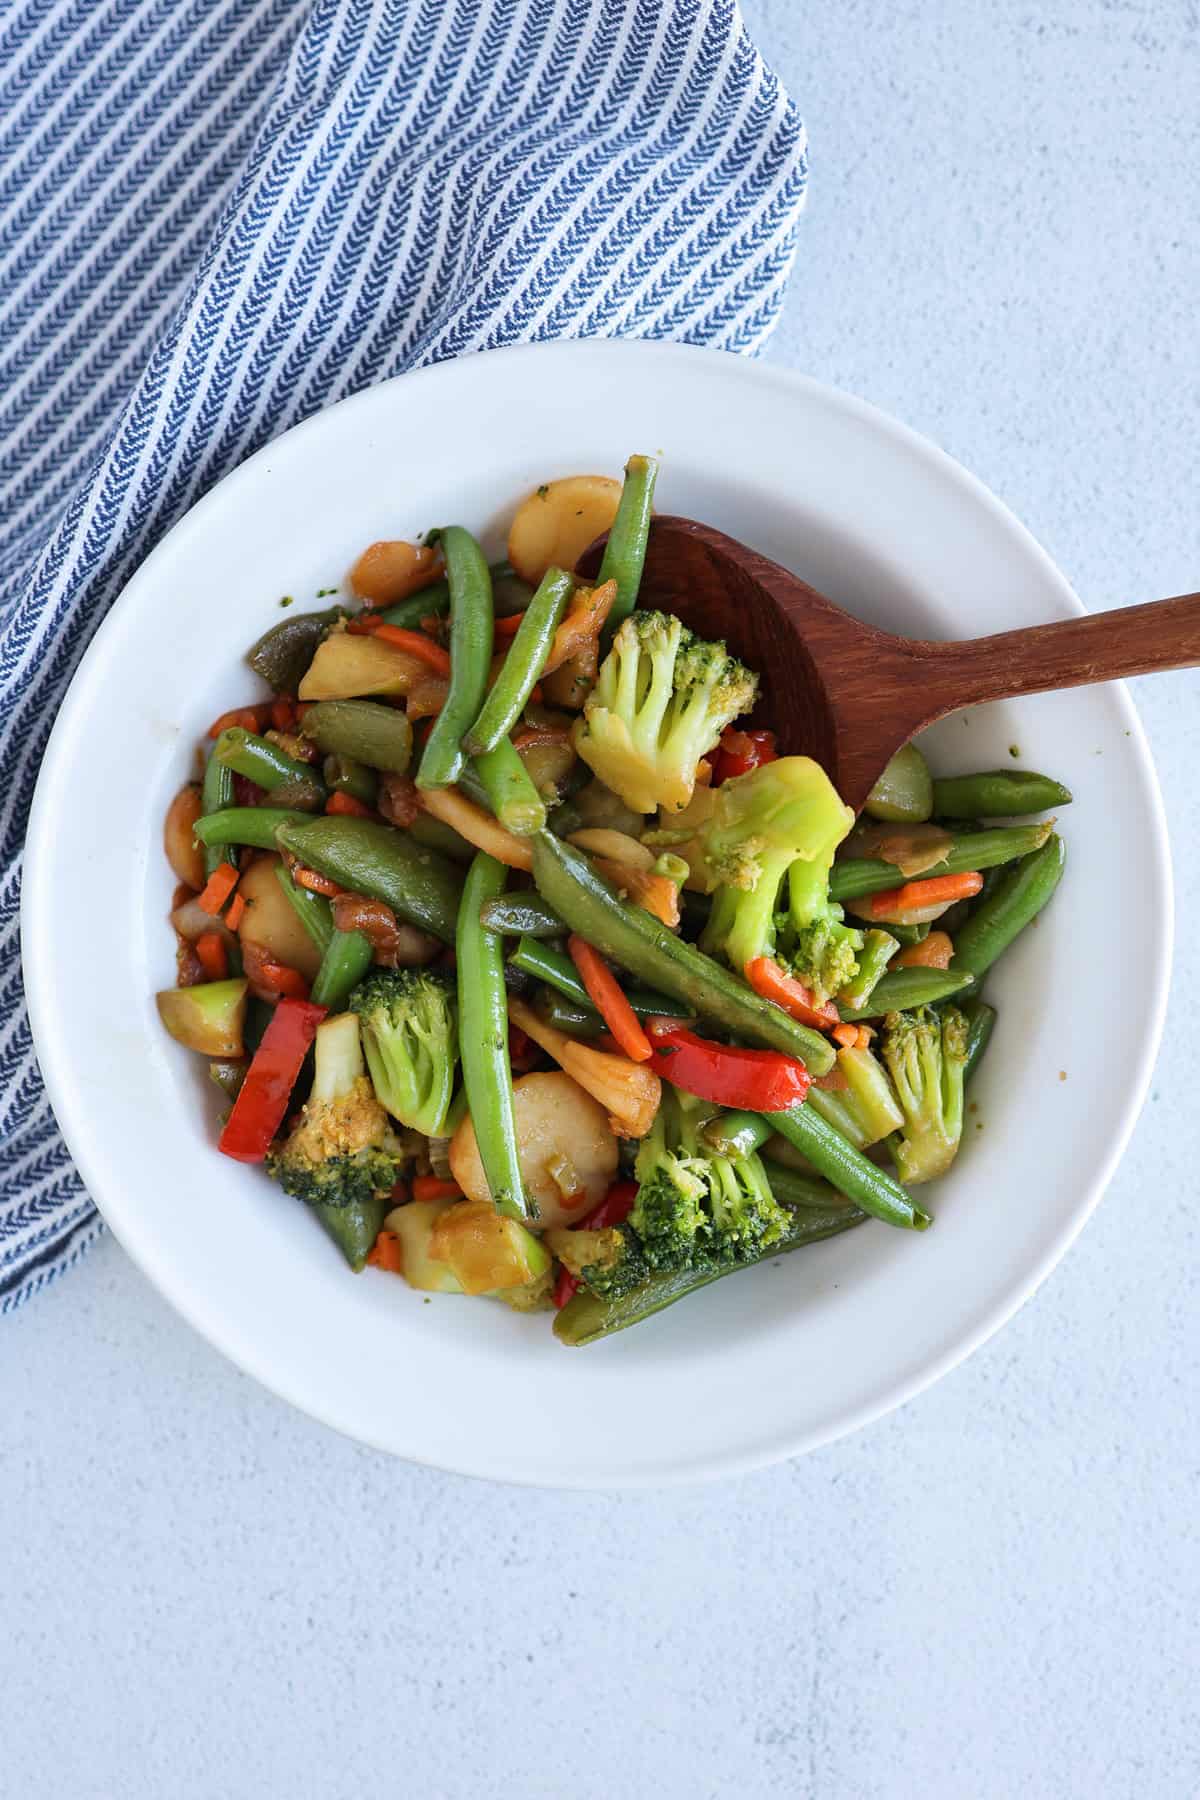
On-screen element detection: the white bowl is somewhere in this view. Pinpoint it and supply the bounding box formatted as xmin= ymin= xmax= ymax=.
xmin=23 ymin=341 xmax=1171 ymax=1487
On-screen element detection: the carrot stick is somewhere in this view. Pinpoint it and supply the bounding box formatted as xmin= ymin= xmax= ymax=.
xmin=293 ymin=864 xmax=342 ymax=897
xmin=367 ymin=1230 xmax=405 ymax=1273
xmin=411 ymin=1176 xmax=463 ymax=1203
xmin=194 ymin=931 xmax=229 ymax=980
xmin=493 ymin=613 xmax=524 ymax=637
xmin=372 ymin=624 xmax=452 ymax=675
xmin=567 ymin=935 xmax=652 ymax=1062
xmin=196 ymin=862 xmax=240 ymax=916
xmin=893 ymin=929 xmax=954 ymax=969
xmin=831 ymin=1022 xmax=859 ymax=1049
xmin=207 ymin=703 xmax=273 ymax=739
xmin=870 ymin=871 xmax=983 ymax=919
xmin=325 ymin=791 xmax=374 ymax=819
xmin=225 ymin=893 xmax=246 ymax=932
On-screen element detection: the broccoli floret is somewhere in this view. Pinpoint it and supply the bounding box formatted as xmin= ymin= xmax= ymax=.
xmin=631 ymin=1088 xmax=789 ymax=1269
xmin=546 ymin=1225 xmax=650 ymax=1300
xmin=880 ymin=1005 xmax=969 ymax=1184
xmin=696 ymin=757 xmax=855 ymax=978
xmin=572 ymin=611 xmax=757 ymax=814
xmin=267 ymin=1014 xmax=404 ymax=1269
xmin=776 ymin=856 xmax=864 ymax=1005
xmin=350 ymin=967 xmax=458 ymax=1136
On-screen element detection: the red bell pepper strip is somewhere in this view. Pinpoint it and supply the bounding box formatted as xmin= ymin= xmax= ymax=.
xmin=743 ymin=957 xmax=840 ymax=1031
xmin=218 ymin=997 xmax=326 ymax=1163
xmin=712 ymin=726 xmax=777 ymax=785
xmin=551 ymin=1179 xmax=641 ymax=1308
xmin=644 ymin=1021 xmax=811 ymax=1112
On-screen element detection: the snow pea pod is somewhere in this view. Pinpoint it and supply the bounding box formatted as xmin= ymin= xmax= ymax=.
xmin=376 ymin=578 xmax=450 ymax=630
xmin=932 ymin=769 xmax=1072 ymax=818
xmin=302 ymin=699 xmax=412 ymax=774
xmin=530 ymin=831 xmax=835 ymax=1074
xmin=322 ymin=754 xmax=378 ymax=807
xmin=247 ymin=605 xmax=344 ymax=693
xmin=479 ymin=894 xmax=564 ymax=937
xmin=553 ymin=1205 xmax=865 ymax=1346
xmin=416 ymin=527 xmax=493 ymax=791
xmin=275 ymin=816 xmax=463 ymax=944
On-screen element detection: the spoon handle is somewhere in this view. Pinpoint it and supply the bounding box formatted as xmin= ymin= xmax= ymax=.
xmin=914 ymin=589 xmax=1200 ymax=713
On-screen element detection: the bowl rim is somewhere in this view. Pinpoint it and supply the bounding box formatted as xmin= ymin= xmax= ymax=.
xmin=22 ymin=339 xmax=1173 ymax=1486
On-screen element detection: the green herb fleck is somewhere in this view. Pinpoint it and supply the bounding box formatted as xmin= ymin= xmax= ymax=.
xmin=279 ymin=595 xmax=294 ymax=608
xmin=536 ymin=484 xmax=549 ymax=500
xmin=1008 ymin=743 xmax=1020 ymax=758
xmin=316 ymin=586 xmax=338 ymax=598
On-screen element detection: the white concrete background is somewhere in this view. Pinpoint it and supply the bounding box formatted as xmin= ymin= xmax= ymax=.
xmin=4 ymin=4 xmax=1198 ymax=1795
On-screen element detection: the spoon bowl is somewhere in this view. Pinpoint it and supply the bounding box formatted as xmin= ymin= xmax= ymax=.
xmin=582 ymin=515 xmax=1200 ymax=810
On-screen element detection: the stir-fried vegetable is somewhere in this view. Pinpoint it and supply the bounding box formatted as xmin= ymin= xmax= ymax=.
xmin=156 ymin=457 xmax=1069 ymax=1343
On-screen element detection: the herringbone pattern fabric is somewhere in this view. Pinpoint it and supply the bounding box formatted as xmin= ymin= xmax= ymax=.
xmin=1 ymin=0 xmax=807 ymax=1309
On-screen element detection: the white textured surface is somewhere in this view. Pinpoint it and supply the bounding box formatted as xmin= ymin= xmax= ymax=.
xmin=5 ymin=3 xmax=1198 ymax=1794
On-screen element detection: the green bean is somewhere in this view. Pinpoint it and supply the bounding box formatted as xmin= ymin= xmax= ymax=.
xmin=830 ymin=820 xmax=1054 ymax=902
xmin=302 ymin=699 xmax=412 ymax=774
xmin=932 ymin=769 xmax=1072 ymax=818
xmin=457 ymin=854 xmax=530 ymax=1221
xmin=199 ymin=747 xmax=236 ymax=877
xmin=553 ymin=1205 xmax=865 ymax=1346
xmin=599 ymin=453 xmax=659 ymax=638
xmin=531 ymin=831 xmax=835 ymax=1074
xmin=275 ymin=816 xmax=463 ymax=944
xmin=837 ymin=967 xmax=973 ymax=1021
xmin=700 ymin=1109 xmax=773 ymax=1158
xmin=464 ymin=567 xmax=573 ymax=756
xmin=950 ymin=835 xmax=1066 ymax=981
xmin=863 ymin=744 xmax=932 ymax=823
xmin=768 ymin=1103 xmax=930 ymax=1230
xmin=961 ymin=999 xmax=997 ymax=1085
xmin=214 ymin=727 xmax=325 ymax=810
xmin=416 ymin=527 xmax=493 ymax=791
xmin=509 ymin=935 xmax=694 ymax=1021
xmin=193 ymin=806 xmax=312 ymax=851
xmin=471 ymin=737 xmax=547 ymax=835
xmin=273 ymin=864 xmax=334 ymax=954
xmin=376 ymin=579 xmax=450 ymax=630
xmin=479 ymin=893 xmax=565 ymax=937
xmin=247 ymin=605 xmax=343 ymax=693
xmin=533 ymin=986 xmax=605 ymax=1039
xmin=310 ymin=928 xmax=374 ymax=1011
xmin=322 ymin=754 xmax=378 ymax=807
xmin=760 ymin=1158 xmax=860 ymax=1213
xmin=838 ymin=928 xmax=899 ymax=1012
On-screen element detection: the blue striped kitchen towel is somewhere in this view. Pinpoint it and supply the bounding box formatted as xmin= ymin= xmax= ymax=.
xmin=1 ymin=0 xmax=807 ymax=1310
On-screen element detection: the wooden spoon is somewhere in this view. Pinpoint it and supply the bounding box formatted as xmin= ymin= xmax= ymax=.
xmin=579 ymin=515 xmax=1200 ymax=811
